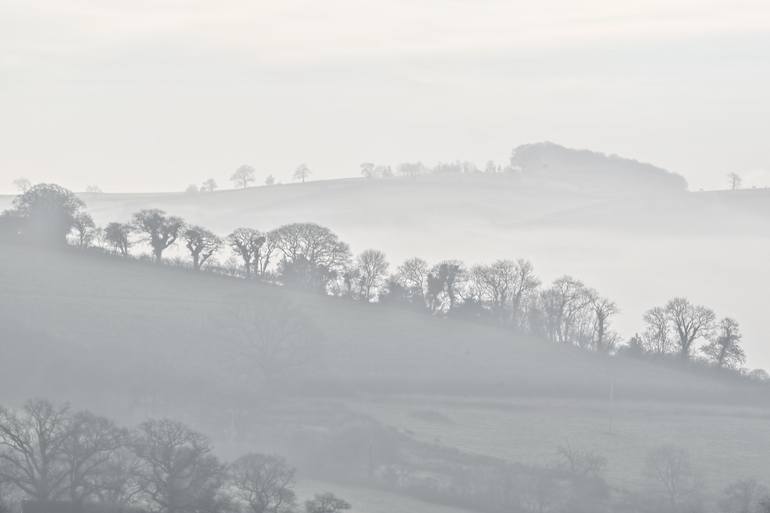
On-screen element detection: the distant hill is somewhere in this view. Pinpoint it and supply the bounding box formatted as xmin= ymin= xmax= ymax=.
xmin=510 ymin=141 xmax=688 ymax=192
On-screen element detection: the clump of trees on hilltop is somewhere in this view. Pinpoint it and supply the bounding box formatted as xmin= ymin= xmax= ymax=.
xmin=0 ymin=399 xmax=350 ymax=513
xmin=1 ymin=183 xmax=767 ymax=382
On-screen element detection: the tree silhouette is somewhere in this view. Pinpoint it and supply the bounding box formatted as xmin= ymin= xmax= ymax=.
xmin=8 ymin=183 xmax=85 ymax=245
xmin=131 ymin=209 xmax=185 ymax=262
xmin=228 ymin=228 xmax=266 ymax=278
xmin=104 ymin=222 xmax=133 ymax=256
xmin=183 ymin=225 xmax=222 ymax=270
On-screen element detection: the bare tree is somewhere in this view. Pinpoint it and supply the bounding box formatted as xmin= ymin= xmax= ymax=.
xmin=728 ymin=172 xmax=743 ymax=191
xmin=540 ymin=276 xmax=592 ymax=345
xmin=62 ymin=411 xmax=126 ymax=503
xmin=0 ymin=399 xmax=72 ymax=501
xmin=642 ymin=306 xmax=673 ymax=355
xmin=556 ymin=444 xmax=607 ymax=479
xmin=228 ymin=228 xmax=266 ymax=278
xmin=183 ymin=226 xmax=221 ymax=271
xmin=395 ymin=257 xmax=429 ymax=304
xmin=131 ymin=419 xmax=224 ymax=513
xmin=664 ymin=297 xmax=716 ymax=359
xmin=229 ymin=453 xmax=296 ymax=513
xmin=645 ymin=445 xmax=698 ymax=511
xmin=12 ymin=177 xmax=32 ymax=193
xmin=589 ymin=293 xmax=619 ymax=352
xmin=305 ymin=493 xmax=351 ymax=513
xmin=719 ymin=479 xmax=770 ymax=513
xmin=131 ymin=209 xmax=185 ymax=262
xmin=293 ymin=164 xmax=311 ymax=183
xmin=104 ymin=222 xmax=133 ymax=256
xmin=356 ymin=249 xmax=389 ymax=301
xmin=472 ymin=260 xmax=517 ymax=322
xmin=257 ymin=229 xmax=281 ymax=276
xmin=702 ymin=317 xmax=745 ymax=368
xmin=273 ymin=223 xmax=351 ymax=290
xmin=72 ymin=212 xmax=96 ymax=248
xmin=510 ymin=259 xmax=540 ymax=330
xmin=232 ymin=165 xmax=256 ymax=189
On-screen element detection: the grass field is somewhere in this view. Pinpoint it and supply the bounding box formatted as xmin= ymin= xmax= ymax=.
xmin=343 ymin=395 xmax=770 ymax=493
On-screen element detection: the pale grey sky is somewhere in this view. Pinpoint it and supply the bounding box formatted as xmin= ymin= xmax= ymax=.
xmin=2 ymin=0 xmax=770 ymax=192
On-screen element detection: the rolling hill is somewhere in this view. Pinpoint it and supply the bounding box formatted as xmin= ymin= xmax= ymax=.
xmin=3 ymin=164 xmax=768 ymax=370
xmin=2 ymin=242 xmax=770 ymax=510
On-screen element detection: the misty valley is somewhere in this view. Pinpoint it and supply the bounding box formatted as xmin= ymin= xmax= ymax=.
xmin=2 ymin=143 xmax=770 ymax=513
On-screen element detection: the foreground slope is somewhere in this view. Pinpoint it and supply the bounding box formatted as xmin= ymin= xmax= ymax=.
xmin=3 ymin=243 xmax=770 ymax=506
xmin=0 ymin=243 xmax=765 ymax=409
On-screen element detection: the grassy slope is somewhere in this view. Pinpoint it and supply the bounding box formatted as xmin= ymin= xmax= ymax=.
xmin=2 ymin=243 xmax=770 ymax=505
xmin=3 ymin=173 xmax=768 ymax=372
xmin=0 ymin=243 xmax=759 ymax=407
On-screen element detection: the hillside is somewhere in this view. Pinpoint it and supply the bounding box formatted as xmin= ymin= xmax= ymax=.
xmin=2 ymin=243 xmax=757 ymax=406
xmin=3 ymin=243 xmax=770 ymax=509
xmin=3 ymin=171 xmax=769 ymax=370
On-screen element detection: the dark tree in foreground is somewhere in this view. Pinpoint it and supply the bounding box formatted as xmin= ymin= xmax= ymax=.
xmin=7 ymin=183 xmax=85 ymax=245
xmin=132 ymin=209 xmax=185 ymax=262
xmin=229 ymin=453 xmax=296 ymax=513
xmin=0 ymin=399 xmax=72 ymax=501
xmin=62 ymin=411 xmax=126 ymax=503
xmin=132 ymin=419 xmax=224 ymax=513
xmin=0 ymin=400 xmax=126 ymax=504
xmin=183 ymin=225 xmax=222 ymax=270
xmin=228 ymin=228 xmax=266 ymax=278
xmin=305 ymin=493 xmax=351 ymax=513
xmin=104 ymin=222 xmax=133 ymax=256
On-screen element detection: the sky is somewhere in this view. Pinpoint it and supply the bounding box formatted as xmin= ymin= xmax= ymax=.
xmin=2 ymin=0 xmax=770 ymax=193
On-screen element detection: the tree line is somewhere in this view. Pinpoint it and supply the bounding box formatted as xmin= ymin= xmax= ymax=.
xmin=1 ymin=183 xmax=767 ymax=381
xmin=0 ymin=399 xmax=349 ymax=513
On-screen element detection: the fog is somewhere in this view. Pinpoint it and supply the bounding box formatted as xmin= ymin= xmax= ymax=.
xmin=3 ymin=3 xmax=770 ymax=513
xmin=2 ymin=1 xmax=770 ymax=193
